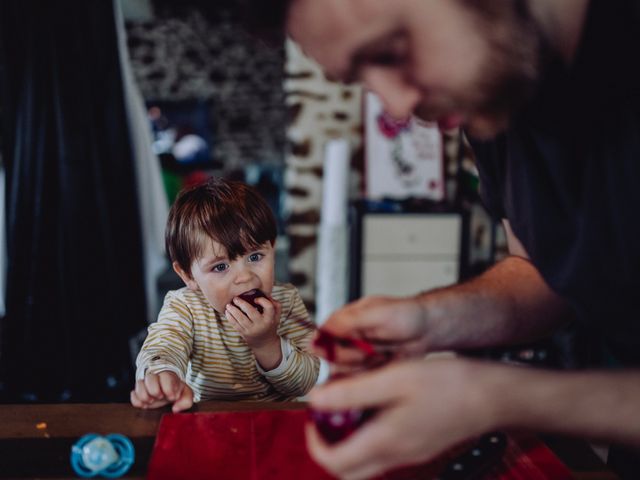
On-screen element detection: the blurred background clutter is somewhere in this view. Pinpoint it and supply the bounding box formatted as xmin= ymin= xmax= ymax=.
xmin=0 ymin=0 xmax=507 ymax=403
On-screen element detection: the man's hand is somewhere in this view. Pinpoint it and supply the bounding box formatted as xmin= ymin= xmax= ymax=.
xmin=305 ymin=358 xmax=496 ymax=480
xmin=130 ymin=371 xmax=194 ymax=413
xmin=313 ymin=295 xmax=429 ymax=366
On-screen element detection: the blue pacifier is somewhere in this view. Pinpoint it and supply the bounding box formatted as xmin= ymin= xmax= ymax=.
xmin=70 ymin=433 xmax=135 ymax=478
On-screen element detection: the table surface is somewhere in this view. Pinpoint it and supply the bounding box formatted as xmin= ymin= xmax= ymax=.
xmin=0 ymin=402 xmax=619 ymax=479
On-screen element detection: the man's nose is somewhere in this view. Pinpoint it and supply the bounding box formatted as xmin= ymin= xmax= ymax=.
xmin=361 ymin=67 xmax=422 ymax=120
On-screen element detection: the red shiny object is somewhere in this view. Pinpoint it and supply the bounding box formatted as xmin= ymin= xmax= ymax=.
xmin=309 ymin=408 xmax=375 ymax=444
xmin=238 ymin=288 xmax=267 ymax=313
xmin=313 ymin=329 xmax=378 ymax=362
xmin=311 ymin=330 xmax=390 ymax=442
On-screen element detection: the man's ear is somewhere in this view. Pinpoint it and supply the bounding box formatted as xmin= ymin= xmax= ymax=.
xmin=173 ymin=261 xmax=199 ymax=290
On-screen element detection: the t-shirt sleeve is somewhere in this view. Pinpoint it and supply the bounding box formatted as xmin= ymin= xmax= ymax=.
xmin=258 ymin=286 xmax=319 ymax=397
xmin=135 ymin=291 xmax=194 ymax=382
xmin=469 ymin=134 xmax=508 ymax=221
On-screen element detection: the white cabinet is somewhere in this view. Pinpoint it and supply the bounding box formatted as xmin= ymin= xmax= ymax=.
xmin=359 ymin=214 xmax=462 ymax=297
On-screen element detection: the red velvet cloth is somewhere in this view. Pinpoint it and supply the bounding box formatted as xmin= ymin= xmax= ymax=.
xmin=148 ymin=410 xmax=332 ymax=480
xmin=147 ymin=410 xmax=573 ymax=480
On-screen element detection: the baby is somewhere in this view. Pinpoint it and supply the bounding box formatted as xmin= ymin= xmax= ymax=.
xmin=131 ymin=177 xmax=319 ymax=412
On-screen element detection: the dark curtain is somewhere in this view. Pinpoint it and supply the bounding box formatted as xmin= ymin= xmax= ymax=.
xmin=0 ymin=0 xmax=147 ymax=402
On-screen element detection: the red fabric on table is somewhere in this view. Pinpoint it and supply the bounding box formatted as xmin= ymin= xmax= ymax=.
xmin=148 ymin=410 xmax=333 ymax=480
xmin=147 ymin=410 xmax=573 ymax=480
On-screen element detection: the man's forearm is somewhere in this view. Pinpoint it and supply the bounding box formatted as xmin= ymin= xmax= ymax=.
xmin=483 ymin=363 xmax=640 ymax=447
xmin=419 ymin=256 xmax=573 ymax=351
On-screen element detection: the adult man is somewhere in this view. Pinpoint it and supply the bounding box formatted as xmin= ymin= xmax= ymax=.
xmin=245 ymin=0 xmax=640 ymax=478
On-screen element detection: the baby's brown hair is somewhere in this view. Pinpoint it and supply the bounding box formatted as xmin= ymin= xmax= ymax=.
xmin=166 ymin=177 xmax=277 ymax=277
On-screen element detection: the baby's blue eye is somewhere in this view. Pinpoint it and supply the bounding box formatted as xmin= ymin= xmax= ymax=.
xmin=212 ymin=263 xmax=228 ymax=273
xmin=248 ymin=253 xmax=263 ymax=262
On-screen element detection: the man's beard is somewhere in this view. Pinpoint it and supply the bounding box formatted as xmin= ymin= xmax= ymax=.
xmin=461 ymin=0 xmax=554 ymax=138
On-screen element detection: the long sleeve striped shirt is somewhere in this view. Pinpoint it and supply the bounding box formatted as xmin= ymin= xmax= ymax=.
xmin=135 ymin=283 xmax=320 ymax=402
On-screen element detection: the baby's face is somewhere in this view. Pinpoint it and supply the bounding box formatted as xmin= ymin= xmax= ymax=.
xmin=186 ymin=240 xmax=275 ymax=313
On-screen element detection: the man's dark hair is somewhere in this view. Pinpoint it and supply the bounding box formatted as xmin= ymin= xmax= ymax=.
xmin=236 ymin=0 xmax=291 ymax=46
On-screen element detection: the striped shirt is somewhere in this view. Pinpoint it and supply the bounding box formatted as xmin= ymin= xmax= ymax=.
xmin=135 ymin=283 xmax=320 ymax=402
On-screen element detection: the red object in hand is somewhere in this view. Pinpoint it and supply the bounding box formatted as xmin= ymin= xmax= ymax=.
xmin=313 ymin=329 xmax=384 ymax=364
xmin=310 ymin=330 xmax=384 ymax=444
xmin=238 ymin=288 xmax=267 ymax=313
xmin=309 ymin=407 xmax=375 ymax=444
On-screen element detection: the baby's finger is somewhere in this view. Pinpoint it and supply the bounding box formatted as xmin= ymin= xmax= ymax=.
xmin=144 ymin=372 xmax=163 ymax=399
xmin=130 ymin=390 xmax=144 ymax=408
xmin=145 ymin=398 xmax=171 ymax=410
xmin=172 ymin=385 xmax=194 ymax=413
xmin=231 ymin=297 xmax=260 ymax=320
xmin=226 ymin=303 xmax=253 ymax=329
xmin=158 ymin=371 xmax=181 ymax=401
xmin=131 ymin=388 xmax=170 ymax=409
xmin=134 ymin=379 xmax=153 ymax=404
xmin=226 ymin=314 xmax=244 ymax=335
xmin=254 ymin=296 xmax=274 ymax=316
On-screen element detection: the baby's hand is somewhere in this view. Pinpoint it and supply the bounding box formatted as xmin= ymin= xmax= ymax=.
xmin=130 ymin=371 xmax=194 ymax=413
xmin=226 ymin=295 xmax=282 ymax=349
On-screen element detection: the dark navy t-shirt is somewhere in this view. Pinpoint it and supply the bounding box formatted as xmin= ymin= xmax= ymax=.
xmin=472 ymin=2 xmax=640 ymax=475
xmin=472 ymin=0 xmax=640 ymax=366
